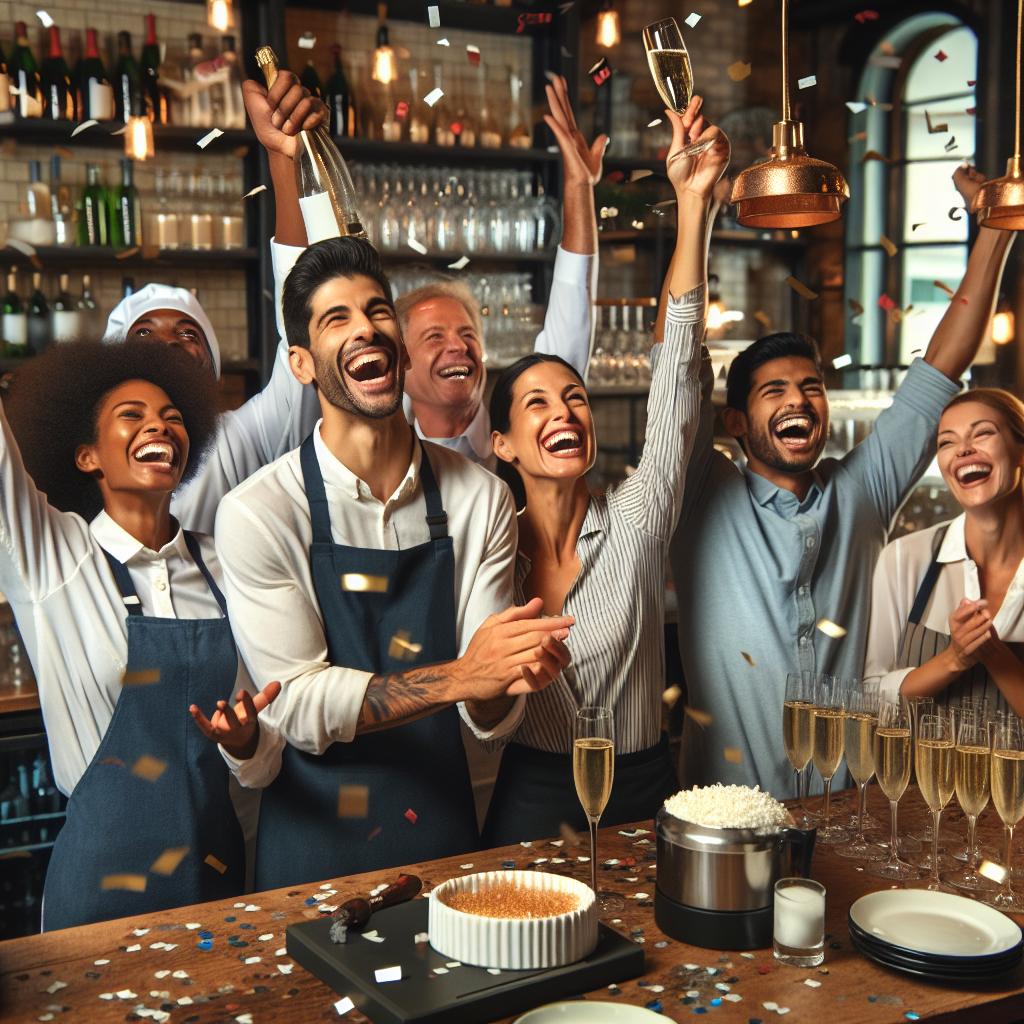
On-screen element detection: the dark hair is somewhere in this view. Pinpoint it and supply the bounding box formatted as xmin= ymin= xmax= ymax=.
xmin=489 ymin=353 xmax=586 ymax=510
xmin=725 ymin=332 xmax=824 ymax=411
xmin=4 ymin=339 xmax=219 ymax=521
xmin=282 ymin=236 xmax=394 ymax=349
xmin=943 ymin=387 xmax=1024 ymax=445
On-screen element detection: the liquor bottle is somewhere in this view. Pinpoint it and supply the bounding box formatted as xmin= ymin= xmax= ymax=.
xmin=80 ymin=164 xmax=109 ymax=246
xmin=186 ymin=33 xmax=211 ymax=128
xmin=77 ymin=28 xmax=114 ymax=122
xmin=11 ymin=22 xmax=42 ymax=119
xmin=431 ymin=64 xmax=454 ymax=147
xmin=507 ymin=66 xmax=530 ymax=148
xmin=51 ymin=273 xmax=79 ymax=343
xmin=218 ymin=36 xmax=245 ymax=129
xmin=325 ymin=44 xmax=355 ymax=138
xmin=453 ymin=68 xmax=476 ymax=148
xmin=49 ymin=155 xmax=73 ymax=245
xmin=405 ymin=66 xmax=431 ymax=145
xmin=114 ymin=31 xmax=140 ymax=125
xmin=0 ymin=40 xmax=12 ymax=120
xmin=27 ymin=273 xmax=50 ymax=353
xmin=77 ymin=274 xmax=97 ymax=313
xmin=141 ymin=14 xmax=167 ymax=124
xmin=256 ymin=46 xmax=365 ymax=241
xmin=110 ymin=158 xmax=142 ymax=248
xmin=477 ymin=63 xmax=502 ymax=149
xmin=300 ymin=58 xmax=322 ymax=99
xmin=41 ymin=25 xmax=74 ymax=121
xmin=1 ymin=269 xmax=28 ymax=357
xmin=25 ymin=160 xmax=49 ymax=219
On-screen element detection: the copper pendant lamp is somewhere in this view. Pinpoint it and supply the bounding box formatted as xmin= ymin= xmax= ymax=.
xmin=972 ymin=0 xmax=1024 ymax=229
xmin=730 ymin=0 xmax=850 ymax=228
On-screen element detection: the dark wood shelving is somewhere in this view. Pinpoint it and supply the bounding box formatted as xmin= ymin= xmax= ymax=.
xmin=1 ymin=355 xmax=263 ymax=375
xmin=341 ymin=138 xmax=557 ymax=166
xmin=296 ymin=0 xmax=543 ymax=33
xmin=0 ymin=246 xmax=259 ymax=271
xmin=597 ymin=227 xmax=809 ymax=249
xmin=381 ymin=249 xmax=556 ymax=267
xmin=0 ymin=119 xmax=256 ymax=153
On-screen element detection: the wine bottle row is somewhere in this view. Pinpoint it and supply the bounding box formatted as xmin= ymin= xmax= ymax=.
xmin=0 ymin=16 xmax=244 ymax=128
xmin=1 ymin=269 xmax=101 ymax=356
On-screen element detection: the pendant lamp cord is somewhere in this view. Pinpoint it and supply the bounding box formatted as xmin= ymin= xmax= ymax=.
xmin=1016 ymin=0 xmax=1022 ymax=160
xmin=781 ymin=0 xmax=790 ymax=122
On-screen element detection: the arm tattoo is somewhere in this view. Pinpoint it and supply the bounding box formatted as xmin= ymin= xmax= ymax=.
xmin=357 ymin=668 xmax=451 ymax=733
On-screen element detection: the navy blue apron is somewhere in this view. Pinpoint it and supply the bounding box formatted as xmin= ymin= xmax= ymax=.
xmin=254 ymin=436 xmax=479 ymax=889
xmin=42 ymin=532 xmax=245 ymax=931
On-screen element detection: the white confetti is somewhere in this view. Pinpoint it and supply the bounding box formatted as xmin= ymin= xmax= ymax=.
xmin=521 ymin=841 xmax=533 ymax=847
xmin=550 ymin=839 xmax=565 ymax=847
xmin=804 ymin=978 xmax=822 ymax=987
xmin=244 ymin=904 xmax=260 ymax=912
xmin=45 ymin=982 xmax=67 ymax=994
xmin=764 ymin=1002 xmax=778 ymax=1011
xmin=171 ymin=971 xmax=189 ymax=980
xmin=149 ymin=942 xmax=166 ymax=949
xmin=298 ymin=32 xmax=316 ymax=49
xmin=460 ymin=863 xmax=475 ymax=869
xmin=162 ymin=944 xmax=177 ymax=951
xmin=116 ymin=990 xmax=138 ymax=999
xmin=632 ymin=892 xmax=650 ymax=899
xmin=362 ymin=930 xmax=386 ymax=943
xmin=447 ymin=255 xmax=470 ymax=270
xmin=185 ymin=923 xmax=202 ymax=930
xmin=236 ymin=1015 xmax=253 ymax=1024
xmin=428 ymin=5 xmax=440 ymax=27
xmin=126 ymin=944 xmax=141 ymax=953
xmin=816 ymin=618 xmax=848 ymax=639
xmin=133 ymin=928 xmax=150 ymax=936
xmin=234 ymin=902 xmax=246 ymax=908
xmin=196 ymin=128 xmax=225 ymax=150
xmin=649 ymin=984 xmax=665 ymax=993
xmin=715 ymin=982 xmax=731 ymax=991
xmin=4 ymin=238 xmax=37 ymax=257
xmin=334 ymin=996 xmax=355 ymax=1015
xmin=320 ymin=883 xmax=335 ymax=890
xmin=445 ymin=961 xmax=461 ymax=968
xmin=36 ymin=10 xmax=54 ymax=28
xmin=846 ymin=101 xmax=868 ymax=114
xmin=740 ymin=952 xmax=755 ymax=959
xmin=94 ymin=959 xmax=110 ymax=966
xmin=684 ymin=12 xmax=701 ymax=27
xmin=647 ymin=118 xmax=663 ymax=128
xmin=832 ymin=353 xmax=853 ymax=369
xmin=277 ymin=963 xmax=294 ymax=974
xmin=436 ymin=38 xmax=450 ymax=46
xmin=375 ymin=965 xmax=402 ymax=982
xmin=777 ymin=1011 xmax=791 ymax=1017
xmin=798 ymin=75 xmax=817 ymax=89
xmin=177 ymin=997 xmax=194 ymax=1006
xmin=258 ymin=933 xmax=274 ymax=941
xmin=687 ymin=990 xmax=700 ymax=998
xmin=244 ymin=956 xmax=261 ymax=964
xmin=423 ymin=87 xmax=444 ymax=108
xmin=243 ymin=185 xmax=267 ymax=199
xmin=434 ymin=967 xmax=449 ymax=975
xmin=414 ymin=932 xmax=429 ymax=943
xmin=320 ymin=905 xmax=338 ymax=914
xmin=724 ymin=993 xmax=743 ymax=1002
xmin=154 ymin=970 xmax=170 ymax=979
xmin=99 ymin=994 xmax=115 ymax=1001
xmin=275 ymin=947 xmax=288 ymax=956
xmin=487 ymin=967 xmax=501 ymax=975
xmin=408 ymin=236 xmax=428 ymax=255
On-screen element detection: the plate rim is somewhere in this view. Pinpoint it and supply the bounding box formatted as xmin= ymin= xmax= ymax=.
xmin=849 ymin=930 xmax=1020 ymax=982
xmin=515 ymin=1000 xmax=666 ymax=1023
xmin=849 ymin=923 xmax=1022 ymax=972
xmin=848 ymin=916 xmax=1023 ymax=964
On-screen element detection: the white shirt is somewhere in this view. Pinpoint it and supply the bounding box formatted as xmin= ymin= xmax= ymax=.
xmin=214 ymin=424 xmax=522 ymax=788
xmin=865 ymin=513 xmax=1024 ymax=699
xmin=0 ymin=398 xmax=253 ymax=796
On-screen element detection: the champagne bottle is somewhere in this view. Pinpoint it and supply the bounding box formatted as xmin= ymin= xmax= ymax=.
xmin=141 ymin=14 xmax=167 ymax=124
xmin=77 ymin=28 xmax=114 ymax=121
xmin=41 ymin=25 xmax=74 ymax=121
xmin=325 ymin=44 xmax=355 ymax=138
xmin=0 ymin=40 xmax=12 ymax=120
xmin=218 ymin=36 xmax=245 ymax=129
xmin=77 ymin=273 xmax=98 ymax=338
xmin=51 ymin=273 xmax=79 ymax=343
xmin=255 ymin=46 xmax=366 ymax=242
xmin=111 ymin=158 xmax=142 ymax=248
xmin=114 ymin=31 xmax=140 ymax=125
xmin=80 ymin=164 xmax=109 ymax=246
xmin=11 ymin=22 xmax=42 ymax=119
xmin=27 ymin=272 xmax=49 ymax=353
xmin=186 ymin=33 xmax=211 ymax=128
xmin=1 ymin=269 xmax=28 ymax=357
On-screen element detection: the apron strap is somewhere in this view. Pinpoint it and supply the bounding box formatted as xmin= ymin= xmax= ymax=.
xmin=418 ymin=442 xmax=449 ymax=541
xmin=908 ymin=524 xmax=951 ymax=624
xmin=183 ymin=531 xmax=229 ymax=617
xmin=102 ymin=550 xmax=144 ymax=616
xmin=300 ymin=433 xmax=334 ymax=546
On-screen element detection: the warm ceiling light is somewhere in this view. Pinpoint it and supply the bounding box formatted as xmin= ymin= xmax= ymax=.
xmin=972 ymin=0 xmax=1024 ymax=229
xmin=207 ymin=0 xmax=233 ymax=33
xmin=596 ymin=4 xmax=621 ymax=48
xmin=125 ymin=115 xmax=154 ymax=161
xmin=993 ymin=309 xmax=1015 ymax=344
xmin=372 ymin=3 xmax=396 ymax=87
xmin=730 ymin=0 xmax=849 ymax=228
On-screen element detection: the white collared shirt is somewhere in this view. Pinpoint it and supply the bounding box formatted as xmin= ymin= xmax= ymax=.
xmin=214 ymin=423 xmax=522 ymax=788
xmin=0 ymin=397 xmax=253 ymax=795
xmin=865 ymin=513 xmax=1024 ymax=699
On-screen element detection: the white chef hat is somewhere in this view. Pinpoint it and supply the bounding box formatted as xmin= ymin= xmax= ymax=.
xmin=102 ymin=284 xmax=222 ymax=379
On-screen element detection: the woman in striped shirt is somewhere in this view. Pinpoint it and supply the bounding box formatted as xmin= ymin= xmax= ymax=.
xmin=480 ymin=98 xmax=729 ymax=846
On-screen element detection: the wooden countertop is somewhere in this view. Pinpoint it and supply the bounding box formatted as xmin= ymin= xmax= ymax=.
xmin=0 ymin=675 xmax=39 ymax=715
xmin=2 ymin=786 xmax=1023 ymax=1023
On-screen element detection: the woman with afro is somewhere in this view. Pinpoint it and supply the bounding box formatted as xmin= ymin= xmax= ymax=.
xmin=1 ymin=340 xmax=279 ymax=930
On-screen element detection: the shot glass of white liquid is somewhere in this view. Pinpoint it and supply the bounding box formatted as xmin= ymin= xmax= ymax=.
xmin=773 ymin=877 xmax=825 ymax=967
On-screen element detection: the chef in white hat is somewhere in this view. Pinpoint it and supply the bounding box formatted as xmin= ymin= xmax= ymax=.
xmin=100 ymin=69 xmax=324 ymax=534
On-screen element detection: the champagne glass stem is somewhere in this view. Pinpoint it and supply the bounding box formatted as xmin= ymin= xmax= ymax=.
xmin=1006 ymin=825 xmax=1016 ymax=900
xmin=793 ymin=768 xmax=801 ymax=808
xmin=823 ymin=776 xmax=832 ymax=829
xmin=888 ymin=798 xmax=899 ymax=869
xmin=856 ymin=781 xmax=867 ymax=840
xmin=931 ymin=810 xmax=942 ymax=887
xmin=588 ymin=819 xmax=598 ymax=894
xmin=967 ymin=815 xmax=979 ymax=873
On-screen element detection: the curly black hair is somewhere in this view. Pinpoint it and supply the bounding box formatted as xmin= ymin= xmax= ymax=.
xmin=4 ymin=340 xmax=220 ymax=521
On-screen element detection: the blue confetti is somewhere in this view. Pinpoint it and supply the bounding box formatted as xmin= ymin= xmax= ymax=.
xmin=224 ymin=915 xmax=236 ymax=922
xmin=906 ymin=1015 xmax=920 ymax=1022
xmin=502 ymin=860 xmax=516 ymax=868
xmin=711 ymin=998 xmax=722 ymax=1006
xmin=197 ymin=939 xmax=213 ymax=951
xmin=693 ymin=1010 xmax=707 ymax=1017
xmin=198 ymin=930 xmax=213 ymax=939
xmin=868 ymin=996 xmax=878 ymax=1003
xmin=645 ymin=999 xmax=663 ymax=1013
xmin=304 ymin=897 xmax=318 ymax=906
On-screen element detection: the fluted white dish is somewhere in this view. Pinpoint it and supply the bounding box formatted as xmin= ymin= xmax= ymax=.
xmin=428 ymin=870 xmax=598 ymax=970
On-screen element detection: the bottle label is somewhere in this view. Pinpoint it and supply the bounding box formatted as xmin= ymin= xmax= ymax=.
xmin=2 ymin=313 xmax=28 ymax=347
xmin=89 ymin=80 xmax=115 ymax=120
xmin=0 ymin=72 xmax=11 ymax=114
xmin=52 ymin=310 xmax=80 ymax=343
xmin=300 ymin=191 xmax=343 ymax=243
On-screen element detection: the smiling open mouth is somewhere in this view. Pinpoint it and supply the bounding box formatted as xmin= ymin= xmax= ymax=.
xmin=344 ymin=348 xmax=393 ymax=384
xmin=773 ymin=413 xmax=816 ymax=449
xmin=438 ymin=363 xmax=474 ymax=381
xmin=542 ymin=428 xmax=584 ymax=455
xmin=956 ymin=462 xmax=993 ymax=485
xmin=132 ymin=441 xmax=178 ymax=468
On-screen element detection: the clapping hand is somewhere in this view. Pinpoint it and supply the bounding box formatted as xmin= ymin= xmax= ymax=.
xmin=947 ymin=598 xmax=994 ymax=671
xmin=190 ymin=680 xmax=282 ymax=760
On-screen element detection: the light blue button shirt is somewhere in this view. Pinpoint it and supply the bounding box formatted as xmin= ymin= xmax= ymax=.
xmin=670 ymin=356 xmax=960 ymax=798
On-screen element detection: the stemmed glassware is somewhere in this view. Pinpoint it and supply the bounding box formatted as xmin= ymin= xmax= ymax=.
xmin=941 ymin=711 xmax=998 ymax=893
xmin=915 ymin=712 xmax=956 ymax=890
xmin=811 ymin=675 xmax=847 ymax=844
xmin=868 ymin=698 xmax=920 ymax=881
xmin=836 ymin=684 xmax=884 ymax=861
xmin=986 ymin=715 xmax=1024 ymax=910
xmin=573 ymin=706 xmax=624 ymax=913
xmin=783 ymin=672 xmax=817 ymax=827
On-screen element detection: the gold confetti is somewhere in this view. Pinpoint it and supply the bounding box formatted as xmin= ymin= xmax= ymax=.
xmin=131 ymin=755 xmax=167 ymax=782
xmin=337 ymin=784 xmax=370 ymax=818
xmin=243 ymin=184 xmax=268 ymax=199
xmin=861 ymin=149 xmax=890 ymax=163
xmin=879 ymin=234 xmax=898 ymax=257
xmin=924 ymin=110 xmax=948 ymax=134
xmin=741 ymin=651 xmax=756 ymax=667
xmin=727 ymin=61 xmax=752 ymax=82
xmin=724 ymin=747 xmax=743 ymax=764
xmin=70 ymin=119 xmax=99 ymax=138
xmin=204 ymin=854 xmax=228 ymax=875
xmin=559 ymin=822 xmax=581 ymax=846
xmin=341 ymin=574 xmax=388 ymax=593
xmin=388 ymin=631 xmax=423 ymax=661
xmin=150 ymin=847 xmax=189 ymax=876
xmin=848 ymin=130 xmax=867 ymax=143
xmin=933 ymin=279 xmax=956 ymax=298
xmin=848 ymin=298 xmax=865 ymax=316
xmin=122 ymin=669 xmax=160 ymax=686
xmin=785 ymin=276 xmax=819 ymax=301
xmin=115 ymin=247 xmax=141 ymax=260
xmin=629 ymin=168 xmax=654 ymax=182
xmin=753 ymin=310 xmax=772 ymax=330
xmin=684 ymin=705 xmax=713 ymax=728
xmin=816 ymin=618 xmax=848 ymax=639
xmin=101 ymin=874 xmax=147 ymax=892
xmin=662 ymin=684 xmax=683 ymax=708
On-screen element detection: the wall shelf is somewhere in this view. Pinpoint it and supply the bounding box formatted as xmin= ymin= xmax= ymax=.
xmin=1 ymin=246 xmax=259 ymax=271
xmin=342 ymin=139 xmax=558 ymax=166
xmin=0 ymin=119 xmax=256 ymax=153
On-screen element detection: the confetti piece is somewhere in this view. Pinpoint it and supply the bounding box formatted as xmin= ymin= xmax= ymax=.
xmin=423 ymin=87 xmax=444 ymax=108
xmin=101 ymin=874 xmax=147 ymax=892
xmin=122 ymin=668 xmax=160 ymax=686
xmin=878 ymin=293 xmax=896 ymax=311
xmin=817 ymin=618 xmax=847 ymax=639
xmin=911 ymin=222 xmax=926 ymax=232
xmin=589 ymin=57 xmax=612 ymax=86
xmin=979 ymin=859 xmax=1007 ymax=882
xmin=460 ymin=862 xmax=475 ymax=869
xmin=944 ymin=136 xmax=958 ymax=152
xmin=832 ymin=354 xmax=854 ymax=369
xmin=741 ymin=651 xmax=756 ymax=667
xmin=373 ymin=964 xmax=402 ymax=983
xmin=798 ymin=75 xmax=817 ymax=90
xmin=786 ymin=276 xmax=819 ymax=300
xmin=337 ymin=784 xmax=369 ymax=818
xmin=36 ymin=10 xmax=54 ymax=27
xmin=846 ymin=101 xmax=868 ymax=113
xmin=933 ymin=280 xmax=955 ymax=298
xmin=244 ymin=956 xmax=261 ymax=965
xmin=388 ymin=630 xmax=423 ymax=661
xmin=445 ymin=255 xmax=471 ymax=271
xmin=738 ymin=0 xmax=753 ymax=6
xmin=70 ymin=119 xmax=99 ymax=138
xmin=727 ymin=61 xmax=752 ymax=82
xmin=870 ymin=54 xmax=902 ymax=69
xmin=335 ymin=997 xmax=355 ymax=1015
xmin=855 ymin=9 xmax=879 ymax=22
xmin=150 ymin=847 xmax=189 ymax=876
xmin=924 ymin=110 xmax=948 ymax=134
xmin=297 ymin=32 xmax=316 ymax=49
xmin=684 ymin=705 xmax=713 ymax=727
xmin=132 ymin=755 xmax=167 ymax=782
xmin=879 ymin=234 xmax=898 ymax=257
xmin=724 ymin=747 xmax=743 ymax=763
xmin=243 ymin=185 xmax=267 ymax=199
xmin=196 ymin=129 xmax=224 ymax=150
xmin=685 ymin=12 xmax=702 ymax=27
xmin=341 ymin=573 xmax=388 ymax=592
xmin=427 ymin=5 xmax=440 ymax=27
xmin=935 ymin=50 xmax=948 ymax=61
xmin=405 ymin=807 xmax=419 ymax=824
xmin=805 ymin=978 xmax=822 ymax=987
xmin=662 ymin=684 xmax=682 ymax=708
xmin=407 ymin=237 xmax=429 ymax=256
xmin=948 ymin=206 xmax=965 ymax=221
xmin=906 ymin=1014 xmax=920 ymax=1021
xmin=753 ymin=310 xmax=772 ymax=330
xmin=434 ymin=967 xmax=449 ymax=975
xmin=861 ymin=149 xmax=889 ymax=163
xmin=204 ymin=854 xmax=228 ymax=875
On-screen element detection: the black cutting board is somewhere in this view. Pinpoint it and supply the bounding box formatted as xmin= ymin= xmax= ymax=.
xmin=286 ymin=898 xmax=645 ymax=1024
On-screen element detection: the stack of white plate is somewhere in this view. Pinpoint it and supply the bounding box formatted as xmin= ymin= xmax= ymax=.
xmin=849 ymin=890 xmax=1023 ymax=981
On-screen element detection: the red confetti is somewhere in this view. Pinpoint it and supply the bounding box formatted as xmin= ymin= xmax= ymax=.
xmin=589 ymin=58 xmax=612 ymax=86
xmin=466 ymin=45 xmax=480 ymax=66
xmin=854 ymin=9 xmax=879 ymax=22
xmin=756 ymin=963 xmax=775 ymax=974
xmin=516 ymin=11 xmax=553 ymax=33
xmin=878 ymin=293 xmax=896 ymax=312
xmin=966 ymin=107 xmax=976 ymax=115
xmin=404 ymin=808 xmax=418 ymax=824
xmin=934 ymin=50 xmax=948 ymax=62
xmin=395 ymin=100 xmax=409 ymax=120
xmin=450 ymin=120 xmax=462 ymax=136
xmin=368 ymin=825 xmax=383 ymax=841
xmin=967 ymin=80 xmax=976 ymax=86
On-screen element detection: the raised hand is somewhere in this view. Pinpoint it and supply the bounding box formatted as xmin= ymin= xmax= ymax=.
xmin=953 ymin=163 xmax=987 ymax=209
xmin=544 ymin=73 xmax=608 ymax=187
xmin=242 ymin=72 xmax=326 ymax=159
xmin=189 ymin=680 xmax=282 ymax=760
xmin=665 ymin=95 xmax=730 ymax=200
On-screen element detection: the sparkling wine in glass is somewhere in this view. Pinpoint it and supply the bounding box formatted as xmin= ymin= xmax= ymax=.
xmin=836 ymin=684 xmax=885 ymax=861
xmin=574 ymin=706 xmax=623 ymax=913
xmin=811 ymin=675 xmax=848 ymax=844
xmin=915 ymin=712 xmax=956 ymax=890
xmin=986 ymin=716 xmax=1024 ymax=910
xmin=783 ymin=672 xmax=816 ymax=826
xmin=642 ymin=19 xmax=714 ymax=157
xmin=868 ymin=698 xmax=920 ymax=881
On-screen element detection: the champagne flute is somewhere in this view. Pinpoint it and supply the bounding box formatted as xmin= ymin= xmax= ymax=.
xmin=986 ymin=716 xmax=1024 ymax=910
xmin=573 ymin=706 xmax=623 ymax=913
xmin=783 ymin=672 xmax=817 ymax=826
xmin=811 ymin=675 xmax=847 ymax=844
xmin=948 ymin=700 xmax=992 ymax=862
xmin=867 ymin=698 xmax=920 ymax=880
xmin=836 ymin=685 xmax=885 ymax=861
xmin=915 ymin=712 xmax=956 ymax=890
xmin=642 ymin=19 xmax=715 ymax=157
xmin=941 ymin=711 xmax=998 ymax=892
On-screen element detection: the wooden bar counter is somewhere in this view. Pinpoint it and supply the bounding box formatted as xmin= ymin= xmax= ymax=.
xmin=2 ymin=786 xmax=1024 ymax=1023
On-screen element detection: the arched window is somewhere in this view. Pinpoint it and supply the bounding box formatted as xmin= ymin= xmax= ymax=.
xmin=844 ymin=16 xmax=977 ymax=368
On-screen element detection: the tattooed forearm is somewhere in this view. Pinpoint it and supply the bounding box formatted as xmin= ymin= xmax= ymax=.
xmin=356 ymin=667 xmax=453 ymax=733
